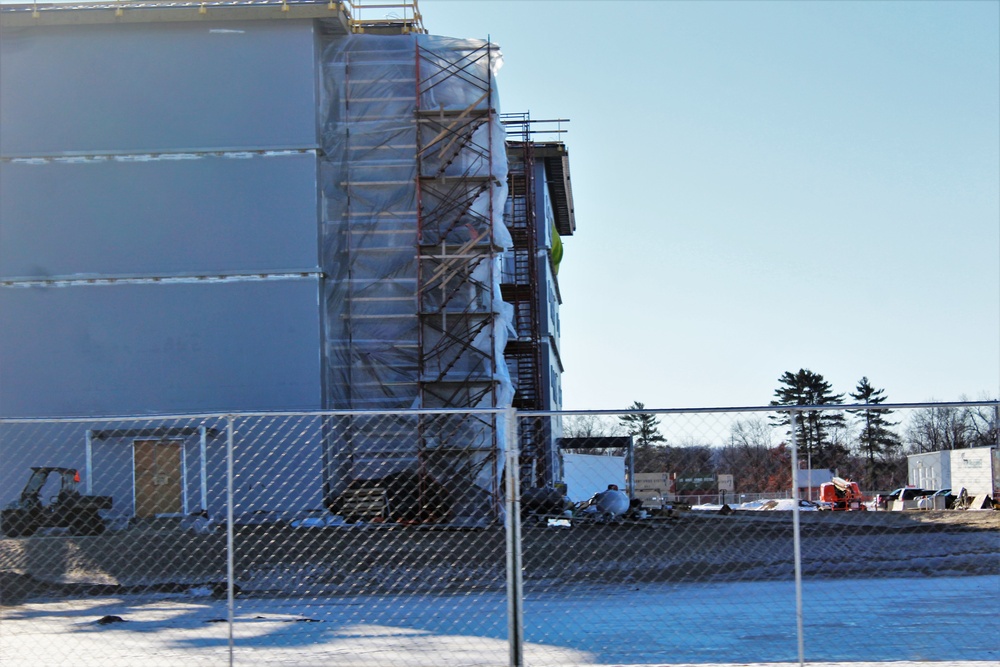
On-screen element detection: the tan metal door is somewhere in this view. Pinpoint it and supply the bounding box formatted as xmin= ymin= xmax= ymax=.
xmin=134 ymin=440 xmax=182 ymax=518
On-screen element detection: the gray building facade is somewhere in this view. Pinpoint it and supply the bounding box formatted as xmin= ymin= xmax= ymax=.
xmin=1 ymin=3 xmax=514 ymax=524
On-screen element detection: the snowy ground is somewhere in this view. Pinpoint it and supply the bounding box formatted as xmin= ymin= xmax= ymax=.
xmin=1 ymin=575 xmax=996 ymax=666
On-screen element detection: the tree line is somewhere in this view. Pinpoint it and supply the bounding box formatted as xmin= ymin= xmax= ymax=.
xmin=562 ymin=372 xmax=998 ymax=492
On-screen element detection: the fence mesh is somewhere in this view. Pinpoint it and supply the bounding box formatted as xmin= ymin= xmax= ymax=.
xmin=1 ymin=404 xmax=998 ymax=666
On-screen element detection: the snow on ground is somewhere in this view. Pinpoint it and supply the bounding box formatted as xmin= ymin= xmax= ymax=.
xmin=691 ymin=499 xmax=827 ymax=511
xmin=1 ymin=575 xmax=997 ymax=666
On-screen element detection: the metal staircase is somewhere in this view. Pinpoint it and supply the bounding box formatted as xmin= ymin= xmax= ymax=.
xmin=500 ymin=114 xmax=546 ymax=485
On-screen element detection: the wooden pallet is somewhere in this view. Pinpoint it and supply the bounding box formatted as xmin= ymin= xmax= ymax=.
xmin=336 ymin=487 xmax=389 ymax=523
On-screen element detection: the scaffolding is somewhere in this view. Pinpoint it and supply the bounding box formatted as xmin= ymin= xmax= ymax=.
xmin=346 ymin=0 xmax=426 ymax=34
xmin=415 ymin=38 xmax=509 ymax=521
xmin=321 ymin=34 xmax=511 ymax=524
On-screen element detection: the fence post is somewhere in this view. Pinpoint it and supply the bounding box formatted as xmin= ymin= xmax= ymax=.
xmin=626 ymin=435 xmax=635 ymax=500
xmin=789 ymin=409 xmax=805 ymax=667
xmin=85 ymin=430 xmax=94 ymax=495
xmin=226 ymin=415 xmax=235 ymax=667
xmin=199 ymin=426 xmax=208 ymax=513
xmin=504 ymin=407 xmax=524 ymax=667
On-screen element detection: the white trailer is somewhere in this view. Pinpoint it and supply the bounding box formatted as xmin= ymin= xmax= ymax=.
xmin=950 ymin=446 xmax=999 ymax=497
xmin=908 ymin=450 xmax=951 ymax=490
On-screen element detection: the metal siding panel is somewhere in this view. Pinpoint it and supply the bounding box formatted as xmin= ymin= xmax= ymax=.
xmin=0 ymin=280 xmax=322 ymax=417
xmin=0 ymin=153 xmax=319 ymax=278
xmin=91 ymin=436 xmax=137 ymax=521
xmin=233 ymin=416 xmax=324 ymax=514
xmin=0 ymin=21 xmax=317 ymax=156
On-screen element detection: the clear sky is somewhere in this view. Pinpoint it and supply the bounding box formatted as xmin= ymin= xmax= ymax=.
xmin=421 ymin=0 xmax=1000 ymax=410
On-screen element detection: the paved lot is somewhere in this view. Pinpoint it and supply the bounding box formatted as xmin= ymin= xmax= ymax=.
xmin=0 ymin=576 xmax=997 ymax=665
xmin=2 ymin=510 xmax=997 ymax=665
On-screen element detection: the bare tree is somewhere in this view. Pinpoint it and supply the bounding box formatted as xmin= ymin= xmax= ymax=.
xmin=961 ymin=395 xmax=1000 ymax=448
xmin=718 ymin=418 xmax=785 ymax=493
xmin=662 ymin=438 xmax=715 ymax=477
xmin=561 ymin=414 xmax=624 ymax=439
xmin=906 ymin=396 xmax=1000 ymax=453
xmin=905 ymin=404 xmax=971 ymax=452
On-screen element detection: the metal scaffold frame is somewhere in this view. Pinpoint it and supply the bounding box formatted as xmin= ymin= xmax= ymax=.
xmin=325 ymin=40 xmax=424 ymax=501
xmin=346 ymin=0 xmax=426 ymax=34
xmin=414 ymin=39 xmax=505 ymax=520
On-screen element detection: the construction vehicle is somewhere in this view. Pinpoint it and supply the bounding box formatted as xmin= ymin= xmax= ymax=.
xmin=819 ymin=477 xmax=866 ymax=511
xmin=1 ymin=467 xmax=112 ymax=537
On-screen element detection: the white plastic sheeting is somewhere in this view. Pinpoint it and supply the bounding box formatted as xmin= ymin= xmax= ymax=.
xmin=318 ymin=34 xmax=513 ymax=521
xmin=562 ymin=453 xmax=626 ymax=503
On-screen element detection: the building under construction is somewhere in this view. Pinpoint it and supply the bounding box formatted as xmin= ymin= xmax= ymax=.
xmin=501 ymin=116 xmax=575 ymax=488
xmin=0 ymin=0 xmax=575 ymax=524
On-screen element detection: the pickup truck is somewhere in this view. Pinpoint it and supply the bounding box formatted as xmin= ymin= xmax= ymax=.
xmin=874 ymin=486 xmax=932 ymax=511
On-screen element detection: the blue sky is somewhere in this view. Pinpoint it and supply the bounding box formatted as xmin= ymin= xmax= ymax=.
xmin=2 ymin=0 xmax=996 ymax=410
xmin=422 ymin=0 xmax=1000 ymax=410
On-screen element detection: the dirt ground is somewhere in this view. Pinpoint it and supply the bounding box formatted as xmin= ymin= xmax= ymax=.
xmin=896 ymin=508 xmax=1000 ymax=528
xmin=1 ymin=508 xmax=997 ymax=604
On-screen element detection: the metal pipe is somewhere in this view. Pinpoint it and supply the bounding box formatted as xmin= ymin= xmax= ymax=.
xmin=2 ymin=401 xmax=993 ymax=426
xmin=226 ymin=415 xmax=235 ymax=667
xmin=499 ymin=118 xmax=571 ymax=125
xmin=517 ymin=400 xmax=1000 ymax=418
xmin=504 ymin=407 xmax=524 ymax=667
xmin=85 ymin=430 xmax=94 ymax=495
xmin=790 ymin=410 xmax=805 ymax=667
xmin=199 ymin=426 xmax=208 ymax=512
xmin=627 ymin=435 xmax=635 ymax=499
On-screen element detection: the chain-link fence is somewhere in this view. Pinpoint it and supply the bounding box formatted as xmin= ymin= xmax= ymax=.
xmin=1 ymin=403 xmax=998 ymax=666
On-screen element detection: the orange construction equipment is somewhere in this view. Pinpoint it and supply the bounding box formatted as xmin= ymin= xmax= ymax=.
xmin=819 ymin=477 xmax=867 ymax=511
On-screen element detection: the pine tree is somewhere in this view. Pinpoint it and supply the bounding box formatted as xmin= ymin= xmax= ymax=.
xmin=770 ymin=369 xmax=847 ymax=469
xmin=618 ymin=401 xmax=666 ymax=447
xmin=848 ymin=377 xmax=902 ymax=488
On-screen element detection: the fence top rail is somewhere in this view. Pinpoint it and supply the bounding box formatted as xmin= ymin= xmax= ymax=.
xmin=2 ymin=401 xmax=997 ymax=425
xmin=521 ymin=400 xmax=1000 ymax=418
xmin=0 ymin=407 xmax=510 ymax=425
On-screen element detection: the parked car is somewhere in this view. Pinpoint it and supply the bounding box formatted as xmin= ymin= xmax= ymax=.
xmin=874 ymin=486 xmax=930 ymax=510
xmin=917 ymin=488 xmax=955 ymax=509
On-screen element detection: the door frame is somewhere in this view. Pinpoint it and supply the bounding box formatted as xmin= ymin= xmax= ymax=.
xmin=85 ymin=426 xmax=210 ymax=517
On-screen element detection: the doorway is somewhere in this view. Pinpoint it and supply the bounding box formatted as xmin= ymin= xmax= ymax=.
xmin=133 ymin=439 xmax=184 ymax=517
